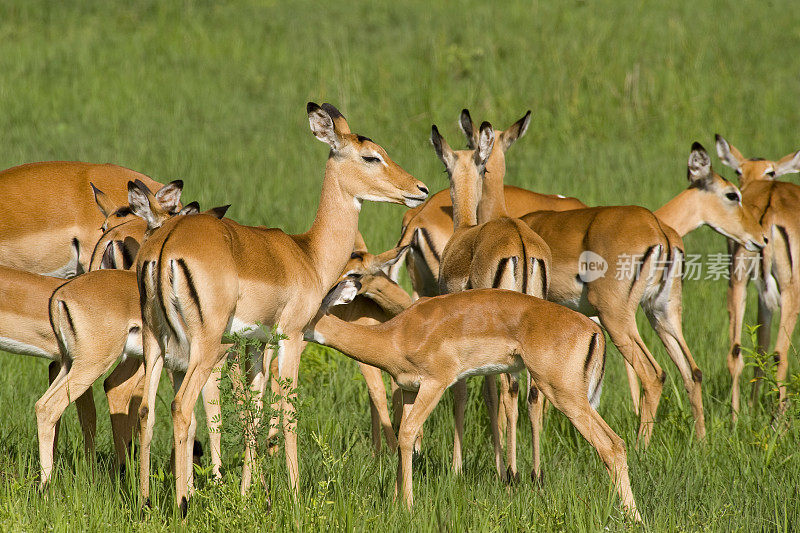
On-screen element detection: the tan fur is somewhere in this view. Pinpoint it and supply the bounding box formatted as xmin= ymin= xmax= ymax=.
xmin=306 ymin=286 xmax=640 ymax=521
xmin=133 ymin=103 xmax=428 ymax=509
xmin=0 ymin=162 xmax=164 ymax=276
xmin=521 ymin=143 xmax=765 ymax=446
xmin=715 ymin=135 xmax=800 ymax=418
xmin=431 ymin=116 xmax=553 ymax=481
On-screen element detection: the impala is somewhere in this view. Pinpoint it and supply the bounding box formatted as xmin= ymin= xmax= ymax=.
xmin=305 ymin=279 xmax=640 ymax=521
xmin=36 ymin=180 xmax=228 ymax=488
xmin=519 ymin=143 xmax=765 ymax=448
xmin=392 ymin=109 xmax=584 ymax=296
xmin=134 ymin=102 xmax=428 ymax=511
xmin=431 ymin=119 xmax=551 ymax=482
xmin=715 ymin=134 xmax=800 ymax=418
xmin=0 ymin=161 xmax=165 ymax=276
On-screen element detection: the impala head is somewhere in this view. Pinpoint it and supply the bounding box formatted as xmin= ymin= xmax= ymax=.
xmin=127 ymin=179 xmax=187 ymax=239
xmin=339 ymin=235 xmax=413 ymax=314
xmin=431 ymin=121 xmax=495 ymax=226
xmin=307 ymin=102 xmax=428 ymax=209
xmin=304 ymin=278 xmax=361 ymax=343
xmin=459 ymin=109 xmax=531 ymax=178
xmin=686 ymin=142 xmax=765 ymax=251
xmin=715 ymin=134 xmax=800 ymax=188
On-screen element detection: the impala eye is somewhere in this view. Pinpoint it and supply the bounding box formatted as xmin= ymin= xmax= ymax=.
xmin=362 ymin=156 xmax=381 ymax=164
xmin=725 ymin=192 xmax=740 ymax=202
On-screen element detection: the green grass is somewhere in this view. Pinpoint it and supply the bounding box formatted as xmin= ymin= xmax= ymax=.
xmin=1 ymin=0 xmax=799 ymax=530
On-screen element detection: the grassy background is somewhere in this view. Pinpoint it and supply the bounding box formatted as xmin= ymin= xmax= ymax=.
xmin=1 ymin=0 xmax=799 ymax=530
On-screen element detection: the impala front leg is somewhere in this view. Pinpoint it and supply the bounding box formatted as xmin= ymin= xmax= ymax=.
xmin=727 ymin=246 xmax=750 ymax=421
xmin=138 ymin=327 xmax=164 ymax=506
xmin=277 ymin=334 xmax=306 ymax=495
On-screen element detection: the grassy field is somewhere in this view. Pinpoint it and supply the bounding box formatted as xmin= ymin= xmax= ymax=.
xmin=1 ymin=0 xmax=799 ymax=530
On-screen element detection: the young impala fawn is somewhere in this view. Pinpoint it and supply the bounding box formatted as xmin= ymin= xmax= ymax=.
xmin=431 ymin=119 xmax=552 ymax=482
xmin=37 ymin=180 xmax=229 ymax=489
xmin=520 ymin=143 xmax=765 ymax=449
xmin=134 ymin=103 xmax=428 ymax=511
xmin=305 ymin=278 xmax=641 ymax=521
xmin=715 ymin=134 xmax=800 ymax=419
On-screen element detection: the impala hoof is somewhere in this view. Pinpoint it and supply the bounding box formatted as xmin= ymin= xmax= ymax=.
xmin=532 ymin=468 xmax=544 ymax=487
xmin=141 ymin=497 xmax=151 ymax=510
xmin=505 ymin=467 xmax=520 ymax=485
xmin=180 ymin=496 xmax=188 ymax=517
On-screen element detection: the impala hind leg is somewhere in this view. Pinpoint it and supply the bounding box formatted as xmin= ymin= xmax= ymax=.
xmin=548 ymin=392 xmax=640 ymax=521
xmin=104 ymin=358 xmax=144 ymax=470
xmin=498 ymin=373 xmax=519 ymax=481
xmin=359 ymin=363 xmax=398 ymax=453
xmin=771 ymin=286 xmax=800 ymax=410
xmin=752 ymin=291 xmax=775 ymax=406
xmin=482 ymin=375 xmax=507 ymax=481
xmin=171 ymin=338 xmax=228 ymax=513
xmin=600 ymin=315 xmax=664 ymax=447
xmin=397 ymin=383 xmax=446 ymax=509
xmin=623 ymin=361 xmax=641 ymax=415
xmin=138 ymin=326 xmax=164 ymax=505
xmin=526 ymin=371 xmax=545 ymax=485
xmin=451 ymin=378 xmax=467 ymax=475
xmin=36 ymin=358 xmax=113 ymax=488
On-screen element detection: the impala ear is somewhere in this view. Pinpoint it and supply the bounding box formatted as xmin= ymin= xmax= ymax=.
xmin=128 ymin=180 xmax=170 ymax=230
xmin=179 ymin=201 xmax=200 ymax=216
xmin=321 ymin=278 xmax=361 ymax=311
xmin=91 ymin=183 xmax=120 ymax=218
xmin=715 ymin=134 xmax=745 ymax=170
xmin=499 ymin=110 xmax=531 ymax=152
xmin=430 ymin=125 xmax=456 ymax=171
xmin=321 ymin=103 xmax=351 ymax=135
xmin=775 ymin=150 xmax=800 ymax=176
xmin=475 ymin=121 xmax=495 ymax=168
xmin=307 ymin=102 xmax=342 ymax=152
xmin=372 ymin=245 xmax=410 ymax=274
xmin=353 ymin=231 xmax=368 ymax=255
xmin=154 ymin=180 xmax=184 ymax=213
xmin=687 ymin=142 xmax=713 ymax=186
xmin=458 ymin=109 xmax=478 ymax=149
xmin=203 ymin=204 xmax=231 ymax=219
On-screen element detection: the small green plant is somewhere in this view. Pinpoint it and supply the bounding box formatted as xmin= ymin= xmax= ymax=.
xmin=211 ymin=324 xmax=293 ymax=494
xmin=740 ymin=324 xmax=800 ymax=420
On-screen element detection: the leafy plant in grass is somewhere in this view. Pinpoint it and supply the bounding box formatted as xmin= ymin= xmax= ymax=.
xmin=739 ymin=324 xmax=800 ymax=459
xmin=211 ymin=324 xmax=292 ymax=500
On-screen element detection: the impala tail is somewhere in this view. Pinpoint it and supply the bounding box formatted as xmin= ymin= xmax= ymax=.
xmin=586 ymin=331 xmax=606 ymax=410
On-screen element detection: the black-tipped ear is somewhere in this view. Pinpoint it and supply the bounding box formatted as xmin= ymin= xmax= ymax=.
xmin=715 ymin=134 xmax=744 ymax=170
xmin=475 ymin=121 xmax=495 ymax=168
xmin=500 ymin=110 xmax=531 ymax=152
xmin=154 ymin=180 xmax=183 ymax=213
xmin=179 ymin=201 xmax=200 ymax=216
xmin=459 ymin=109 xmax=477 ymax=149
xmin=127 ymin=181 xmax=156 ymax=225
xmin=321 ymin=103 xmax=351 ymax=135
xmin=430 ymin=125 xmax=456 ymax=171
xmin=91 ymin=183 xmax=119 ymax=218
xmin=688 ymin=142 xmax=712 ymax=185
xmin=308 ymin=102 xmax=341 ymax=151
xmin=204 ymin=204 xmax=231 ymax=219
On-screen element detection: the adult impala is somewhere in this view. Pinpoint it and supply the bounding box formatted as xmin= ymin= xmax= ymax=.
xmin=431 ymin=119 xmax=551 ymax=482
xmin=520 ymin=143 xmax=765 ymax=448
xmin=392 ymin=109 xmax=584 ymax=296
xmin=715 ymin=134 xmax=800 ymax=418
xmin=0 ymin=161 xmax=165 ymax=276
xmin=305 ymin=279 xmax=640 ymax=521
xmin=134 ymin=102 xmax=428 ymax=511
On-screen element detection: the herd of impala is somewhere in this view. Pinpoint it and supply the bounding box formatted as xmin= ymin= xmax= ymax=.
xmin=0 ymin=101 xmax=798 ymax=522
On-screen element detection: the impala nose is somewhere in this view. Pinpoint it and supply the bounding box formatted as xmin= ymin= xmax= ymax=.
xmin=418 ymin=184 xmax=429 ymax=196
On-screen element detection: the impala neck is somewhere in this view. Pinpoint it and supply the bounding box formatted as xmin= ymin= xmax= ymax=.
xmin=476 ymin=152 xmax=509 ymax=224
xmin=450 ymin=173 xmax=481 ymax=230
xmin=653 ymin=188 xmax=703 ymax=237
xmin=305 ymin=158 xmax=362 ymax=290
xmin=309 ymin=314 xmax=400 ymax=371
